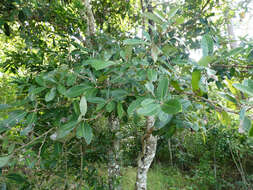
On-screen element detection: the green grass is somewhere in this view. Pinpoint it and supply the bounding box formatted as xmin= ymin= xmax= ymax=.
xmin=121 ymin=165 xmax=197 ymax=190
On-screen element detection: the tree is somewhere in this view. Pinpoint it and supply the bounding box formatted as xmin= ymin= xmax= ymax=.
xmin=0 ymin=0 xmax=253 ymax=189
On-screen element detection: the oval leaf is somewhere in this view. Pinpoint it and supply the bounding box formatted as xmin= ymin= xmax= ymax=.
xmin=65 ymin=84 xmax=91 ymax=98
xmin=56 ymin=120 xmax=78 ymax=139
xmin=192 ymin=69 xmax=201 ymax=93
xmin=76 ymin=122 xmax=93 ymax=144
xmin=80 ymin=96 xmax=87 ymax=117
xmin=161 ymin=99 xmax=182 ymax=114
xmin=84 ymin=59 xmax=116 ymax=70
xmin=156 ymin=77 xmax=169 ymax=101
xmin=0 ymin=156 xmax=10 ymax=167
xmin=45 ymin=87 xmax=56 ymax=102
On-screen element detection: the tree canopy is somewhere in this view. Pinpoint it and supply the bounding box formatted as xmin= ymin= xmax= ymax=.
xmin=0 ymin=0 xmax=253 ymax=189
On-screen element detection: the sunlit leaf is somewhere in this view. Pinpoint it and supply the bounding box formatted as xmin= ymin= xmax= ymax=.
xmin=147 ymin=69 xmax=158 ymax=82
xmin=137 ymin=103 xmax=160 ymax=116
xmin=80 ymin=96 xmax=87 ymax=117
xmin=45 ymin=87 xmax=56 ymax=102
xmin=143 ymin=12 xmax=163 ymax=24
xmin=192 ymin=69 xmax=201 ymax=92
xmin=84 ymin=59 xmax=116 ymax=70
xmin=0 ymin=156 xmax=10 ymax=167
xmin=123 ymin=39 xmax=150 ymax=46
xmin=168 ymin=7 xmax=179 ymax=20
xmin=145 ymin=82 xmax=154 ymax=95
xmin=198 ymin=56 xmax=215 ymax=67
xmin=233 ymin=83 xmax=253 ymax=97
xmin=201 ymin=34 xmax=213 ymax=56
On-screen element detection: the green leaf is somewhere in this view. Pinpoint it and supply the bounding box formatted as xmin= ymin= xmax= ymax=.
xmin=123 ymin=39 xmax=150 ymax=46
xmin=217 ymin=111 xmax=230 ymax=126
xmin=45 ymin=87 xmax=56 ymax=102
xmin=65 ymin=84 xmax=91 ymax=98
xmin=201 ymin=34 xmax=213 ymax=56
xmin=21 ymin=112 xmax=37 ymax=136
xmin=76 ymin=122 xmax=93 ymax=144
xmin=111 ymin=89 xmax=128 ymax=100
xmin=0 ymin=104 xmax=11 ymax=111
xmin=162 ymin=45 xmax=178 ymax=56
xmin=72 ymin=101 xmax=80 ymax=115
xmin=106 ymin=101 xmax=116 ymax=113
xmin=155 ymin=112 xmax=173 ymax=129
xmin=54 ymin=142 xmax=62 ymax=156
xmin=249 ymin=124 xmax=253 ymax=137
xmin=127 ymin=97 xmax=146 ymax=116
xmin=233 ymin=83 xmax=253 ymax=97
xmin=219 ymin=93 xmax=237 ymax=104
xmin=66 ymin=73 xmax=77 ymax=86
xmin=30 ymin=87 xmax=46 ymax=95
xmin=84 ymin=88 xmax=98 ymax=98
xmin=145 ymin=82 xmax=154 ymax=95
xmin=35 ymin=75 xmax=46 ymax=87
xmin=0 ymin=182 xmax=7 ymax=190
xmin=84 ymin=59 xmax=116 ymax=70
xmin=170 ymin=80 xmax=181 ymax=91
xmin=137 ymin=103 xmax=160 ymax=116
xmin=57 ymin=84 xmax=66 ymax=95
xmin=87 ymin=97 xmax=106 ymax=104
xmin=143 ymin=12 xmax=163 ymax=24
xmin=242 ymin=116 xmax=251 ymax=132
xmin=117 ymin=103 xmax=125 ymax=119
xmin=161 ymin=99 xmax=182 ymax=114
xmin=0 ymin=156 xmax=10 ymax=167
xmin=156 ymin=77 xmax=169 ymax=101
xmin=147 ymin=69 xmax=157 ymax=82
xmin=151 ymin=44 xmax=161 ymax=62
xmin=243 ymin=79 xmax=253 ymax=89
xmin=96 ymin=102 xmax=106 ymax=111
xmin=0 ymin=110 xmax=27 ymax=128
xmin=175 ymin=16 xmax=185 ymax=25
xmin=80 ymin=96 xmax=87 ymax=117
xmin=6 ymin=173 xmax=28 ymax=184
xmin=192 ymin=69 xmax=201 ymax=92
xmin=56 ymin=120 xmax=78 ymax=139
xmin=168 ymin=7 xmax=179 ymax=20
xmin=141 ymin=98 xmax=156 ymax=107
xmin=198 ymin=56 xmax=215 ymax=67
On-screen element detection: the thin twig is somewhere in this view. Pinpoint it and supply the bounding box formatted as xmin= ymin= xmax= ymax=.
xmin=212 ymin=64 xmax=253 ymax=69
xmin=37 ymin=133 xmax=48 ymax=165
xmin=184 ymin=91 xmax=239 ymax=114
xmin=201 ymin=0 xmax=211 ymax=12
xmin=11 ymin=128 xmax=55 ymax=155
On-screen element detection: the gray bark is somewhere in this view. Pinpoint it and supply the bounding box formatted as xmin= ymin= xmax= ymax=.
xmin=227 ymin=22 xmax=237 ymax=49
xmin=225 ymin=9 xmax=238 ymax=49
xmin=83 ymin=0 xmax=95 ymax=45
xmin=135 ymin=116 xmax=157 ymax=190
xmin=108 ymin=116 xmax=121 ymax=190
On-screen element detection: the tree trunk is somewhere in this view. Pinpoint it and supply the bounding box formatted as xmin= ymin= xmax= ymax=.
xmin=82 ymin=0 xmax=95 ymax=46
xmin=135 ymin=116 xmax=157 ymax=190
xmin=225 ymin=9 xmax=237 ymax=49
xmin=108 ymin=115 xmax=121 ymax=190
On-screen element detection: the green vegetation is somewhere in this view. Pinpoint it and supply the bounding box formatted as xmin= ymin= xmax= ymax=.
xmin=0 ymin=0 xmax=253 ymax=189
